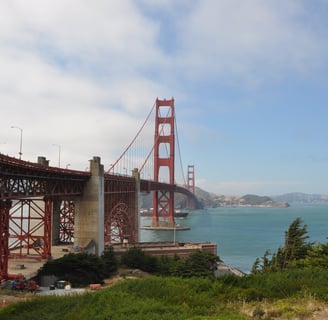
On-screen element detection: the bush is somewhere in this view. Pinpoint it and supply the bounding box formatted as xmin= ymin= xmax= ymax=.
xmin=120 ymin=247 xmax=219 ymax=278
xmin=169 ymin=250 xmax=219 ymax=278
xmin=120 ymin=246 xmax=158 ymax=272
xmin=101 ymin=246 xmax=118 ymax=276
xmin=37 ymin=252 xmax=106 ymax=286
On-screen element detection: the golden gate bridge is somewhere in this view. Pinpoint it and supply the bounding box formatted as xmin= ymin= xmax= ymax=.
xmin=0 ymin=98 xmax=198 ymax=280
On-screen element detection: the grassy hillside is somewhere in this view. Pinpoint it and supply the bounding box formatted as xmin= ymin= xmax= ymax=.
xmin=2 ymin=271 xmax=328 ymax=320
xmin=2 ymin=219 xmax=328 ymax=319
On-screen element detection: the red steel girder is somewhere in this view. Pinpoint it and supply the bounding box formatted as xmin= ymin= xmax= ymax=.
xmin=59 ymin=201 xmax=75 ymax=243
xmin=104 ymin=202 xmax=136 ymax=245
xmin=0 ymin=153 xmax=90 ymax=199
xmin=104 ymin=174 xmax=137 ymax=244
xmin=8 ymin=198 xmax=52 ymax=259
xmin=0 ymin=200 xmax=11 ymax=280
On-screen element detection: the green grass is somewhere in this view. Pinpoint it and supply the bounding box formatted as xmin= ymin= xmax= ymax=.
xmin=0 ymin=277 xmax=247 ymax=320
xmin=2 ymin=269 xmax=328 ymax=320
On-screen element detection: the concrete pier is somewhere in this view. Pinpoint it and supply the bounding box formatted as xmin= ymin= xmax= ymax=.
xmin=74 ymin=157 xmax=104 ymax=256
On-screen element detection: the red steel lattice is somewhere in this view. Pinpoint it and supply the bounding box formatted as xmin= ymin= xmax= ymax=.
xmin=59 ymin=201 xmax=75 ymax=243
xmin=8 ymin=198 xmax=52 ymax=260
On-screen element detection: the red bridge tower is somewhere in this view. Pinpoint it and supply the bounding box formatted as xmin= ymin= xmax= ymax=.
xmin=152 ymin=98 xmax=175 ymax=228
xmin=186 ymin=165 xmax=195 ymax=209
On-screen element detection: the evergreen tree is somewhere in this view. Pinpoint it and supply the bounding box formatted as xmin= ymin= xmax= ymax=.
xmin=170 ymin=250 xmax=219 ymax=278
xmin=281 ymin=217 xmax=310 ymax=268
xmin=120 ymin=246 xmax=158 ymax=272
xmin=101 ymin=246 xmax=118 ymax=276
xmin=252 ymin=217 xmax=312 ymax=273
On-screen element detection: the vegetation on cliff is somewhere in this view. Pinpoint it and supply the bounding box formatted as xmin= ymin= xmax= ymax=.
xmin=252 ymin=217 xmax=328 ymax=274
xmin=2 ymin=262 xmax=328 ymax=319
xmin=35 ymin=247 xmax=219 ymax=287
xmin=3 ymin=218 xmax=328 ymax=319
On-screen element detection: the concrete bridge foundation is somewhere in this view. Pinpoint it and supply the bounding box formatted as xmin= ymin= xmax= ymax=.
xmin=74 ymin=157 xmax=104 ymax=256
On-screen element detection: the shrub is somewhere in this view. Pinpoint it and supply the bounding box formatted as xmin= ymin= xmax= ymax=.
xmin=101 ymin=246 xmax=118 ymax=276
xmin=120 ymin=246 xmax=159 ymax=272
xmin=36 ymin=252 xmax=106 ymax=286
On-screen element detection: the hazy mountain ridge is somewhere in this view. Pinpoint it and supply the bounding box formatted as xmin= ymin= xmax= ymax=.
xmin=271 ymin=192 xmax=328 ymax=204
xmin=141 ymin=189 xmax=325 ymax=210
xmin=194 ymin=187 xmax=289 ymax=208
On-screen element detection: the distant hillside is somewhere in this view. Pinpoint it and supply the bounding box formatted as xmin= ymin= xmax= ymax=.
xmin=194 ymin=187 xmax=224 ymax=208
xmin=194 ymin=188 xmax=289 ymax=208
xmin=140 ymin=187 xmax=290 ymax=209
xmin=272 ymin=192 xmax=328 ymax=204
xmin=241 ymin=194 xmax=272 ymax=205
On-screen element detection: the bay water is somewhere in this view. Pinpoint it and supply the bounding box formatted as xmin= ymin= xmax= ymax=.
xmin=140 ymin=204 xmax=328 ymax=273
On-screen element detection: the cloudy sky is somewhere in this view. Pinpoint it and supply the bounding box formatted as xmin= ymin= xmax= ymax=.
xmin=1 ymin=0 xmax=328 ymax=196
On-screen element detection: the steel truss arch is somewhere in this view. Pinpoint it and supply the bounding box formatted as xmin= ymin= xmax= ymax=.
xmin=104 ymin=202 xmax=135 ymax=245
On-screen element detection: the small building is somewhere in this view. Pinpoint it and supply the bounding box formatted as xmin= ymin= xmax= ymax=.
xmin=110 ymin=241 xmax=217 ymax=260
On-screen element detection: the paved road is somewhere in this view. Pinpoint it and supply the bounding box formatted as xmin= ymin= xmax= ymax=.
xmin=37 ymin=287 xmax=86 ymax=296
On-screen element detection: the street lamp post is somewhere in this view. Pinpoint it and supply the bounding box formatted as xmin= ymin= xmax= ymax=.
xmin=52 ymin=144 xmax=61 ymax=168
xmin=173 ymin=223 xmax=176 ymax=245
xmin=11 ymin=126 xmax=23 ymax=159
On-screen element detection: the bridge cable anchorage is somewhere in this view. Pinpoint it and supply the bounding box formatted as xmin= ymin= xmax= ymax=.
xmin=106 ymin=100 xmax=157 ymax=174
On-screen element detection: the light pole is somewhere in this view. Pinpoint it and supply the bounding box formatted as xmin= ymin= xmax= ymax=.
xmin=52 ymin=144 xmax=61 ymax=168
xmin=11 ymin=126 xmax=23 ymax=159
xmin=173 ymin=223 xmax=176 ymax=245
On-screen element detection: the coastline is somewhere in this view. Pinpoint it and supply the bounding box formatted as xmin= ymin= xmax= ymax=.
xmin=215 ymin=262 xmax=246 ymax=277
xmin=215 ymin=201 xmax=290 ymax=208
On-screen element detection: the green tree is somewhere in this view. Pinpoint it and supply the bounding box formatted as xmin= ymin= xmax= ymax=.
xmin=37 ymin=252 xmax=106 ymax=286
xmin=252 ymin=217 xmax=312 ymax=273
xmin=120 ymin=246 xmax=158 ymax=272
xmin=251 ymin=250 xmax=271 ymax=273
xmin=281 ymin=217 xmax=310 ymax=268
xmin=170 ymin=250 xmax=219 ymax=278
xmin=101 ymin=246 xmax=118 ymax=276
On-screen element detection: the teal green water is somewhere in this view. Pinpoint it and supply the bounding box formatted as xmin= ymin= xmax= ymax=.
xmin=140 ymin=204 xmax=328 ymax=273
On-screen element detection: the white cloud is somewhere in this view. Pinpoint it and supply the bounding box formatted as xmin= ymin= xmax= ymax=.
xmin=1 ymin=0 xmax=328 ymax=194
xmin=176 ymin=0 xmax=328 ymax=85
xmin=0 ymin=1 xmax=171 ymax=170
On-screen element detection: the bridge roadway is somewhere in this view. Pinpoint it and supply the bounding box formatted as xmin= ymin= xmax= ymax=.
xmin=0 ymin=153 xmax=196 ymax=280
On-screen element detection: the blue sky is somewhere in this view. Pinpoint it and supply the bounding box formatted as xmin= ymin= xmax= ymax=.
xmin=1 ymin=0 xmax=328 ymax=196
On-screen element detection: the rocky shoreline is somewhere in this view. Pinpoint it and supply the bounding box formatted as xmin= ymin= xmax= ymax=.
xmin=219 ymin=201 xmax=289 ymax=208
xmin=215 ymin=262 xmax=246 ymax=277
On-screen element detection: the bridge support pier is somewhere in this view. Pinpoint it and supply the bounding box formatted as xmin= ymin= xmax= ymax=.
xmin=74 ymin=157 xmax=104 ymax=256
xmin=132 ymin=168 xmax=140 ymax=242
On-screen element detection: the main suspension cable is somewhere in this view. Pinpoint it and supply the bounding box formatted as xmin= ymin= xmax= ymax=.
xmin=175 ymin=114 xmax=187 ymax=186
xmin=107 ymin=101 xmax=156 ymax=173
